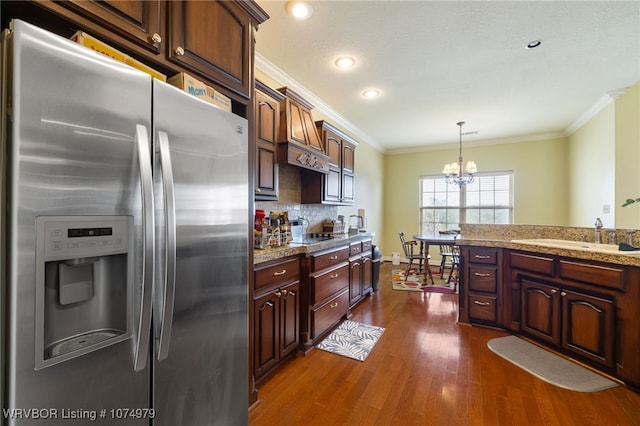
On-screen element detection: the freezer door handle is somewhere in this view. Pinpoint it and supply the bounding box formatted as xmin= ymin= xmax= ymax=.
xmin=156 ymin=131 xmax=176 ymax=361
xmin=134 ymin=124 xmax=154 ymax=372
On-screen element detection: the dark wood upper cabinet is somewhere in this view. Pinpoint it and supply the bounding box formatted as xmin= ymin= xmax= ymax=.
xmin=255 ymin=81 xmax=284 ymax=200
xmin=4 ymin=0 xmax=268 ymax=108
xmin=301 ymin=120 xmax=356 ymax=205
xmin=51 ymin=0 xmax=163 ymax=54
xmin=168 ymin=0 xmax=252 ymax=99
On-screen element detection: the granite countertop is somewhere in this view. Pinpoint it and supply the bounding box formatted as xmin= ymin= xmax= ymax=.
xmin=254 ymin=232 xmax=375 ymax=264
xmin=456 ymin=225 xmax=640 ymax=266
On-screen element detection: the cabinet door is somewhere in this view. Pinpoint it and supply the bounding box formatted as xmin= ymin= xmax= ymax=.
xmin=349 ymin=258 xmax=364 ymax=306
xmin=562 ymin=289 xmax=615 ymax=368
xmin=168 ymin=0 xmax=251 ymax=98
xmin=61 ymin=0 xmax=163 ymax=53
xmin=280 ymin=282 xmax=300 ymax=357
xmin=341 ymin=141 xmax=356 ymax=204
xmin=323 ymin=169 xmax=342 ymax=203
xmin=521 ymin=279 xmax=560 ymax=346
xmin=362 ymin=254 xmax=372 ymax=294
xmin=254 ymin=291 xmax=279 ymax=378
xmin=342 ymin=141 xmax=355 ymax=174
xmin=255 ymin=89 xmax=279 ymax=199
xmin=341 ymin=172 xmax=355 ymax=204
xmin=325 ymin=132 xmax=341 ymax=169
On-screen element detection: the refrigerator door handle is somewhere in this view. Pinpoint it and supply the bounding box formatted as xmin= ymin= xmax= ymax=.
xmin=156 ymin=131 xmax=176 ymax=361
xmin=134 ymin=124 xmax=154 ymax=372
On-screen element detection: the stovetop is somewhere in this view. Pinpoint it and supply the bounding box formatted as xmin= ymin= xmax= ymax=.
xmin=290 ymin=233 xmax=336 ymax=245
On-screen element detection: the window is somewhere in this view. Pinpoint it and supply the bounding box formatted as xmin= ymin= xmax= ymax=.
xmin=419 ymin=172 xmax=513 ymax=234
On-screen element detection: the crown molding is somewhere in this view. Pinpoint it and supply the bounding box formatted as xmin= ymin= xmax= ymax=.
xmin=386 ymin=131 xmax=568 ymax=155
xmin=565 ymin=88 xmax=628 ymax=135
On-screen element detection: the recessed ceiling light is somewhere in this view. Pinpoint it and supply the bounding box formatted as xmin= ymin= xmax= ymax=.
xmin=285 ymin=2 xmax=314 ymax=20
xmin=362 ymin=89 xmax=380 ymax=99
xmin=526 ymin=39 xmax=542 ymax=49
xmin=335 ymin=56 xmax=356 ymax=69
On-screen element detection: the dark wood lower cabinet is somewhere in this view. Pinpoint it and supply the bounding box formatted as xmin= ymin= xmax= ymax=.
xmin=349 ymin=256 xmax=363 ymax=307
xmin=254 ymin=281 xmax=300 ymax=380
xmin=521 ymin=279 xmax=561 ymax=345
xmin=460 ymin=245 xmax=640 ymax=387
xmin=562 ymin=288 xmax=615 ymax=368
xmin=521 ymin=278 xmax=615 ymax=369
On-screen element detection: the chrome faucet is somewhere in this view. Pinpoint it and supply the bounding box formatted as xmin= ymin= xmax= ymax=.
xmin=594 ymin=218 xmax=603 ymax=243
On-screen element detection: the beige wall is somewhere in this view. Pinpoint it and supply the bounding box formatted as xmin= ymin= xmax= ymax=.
xmin=382 ymin=138 xmax=569 ymax=257
xmin=615 ymin=81 xmax=640 ymax=229
xmin=568 ymin=103 xmax=615 ymax=228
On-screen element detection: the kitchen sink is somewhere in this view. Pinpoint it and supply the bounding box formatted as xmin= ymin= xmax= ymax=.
xmin=511 ymin=238 xmax=640 ymax=256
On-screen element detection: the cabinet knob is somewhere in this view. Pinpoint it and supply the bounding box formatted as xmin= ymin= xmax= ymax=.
xmin=561 ymin=291 xmax=567 ymax=297
xmin=174 ymin=46 xmax=185 ymax=56
xmin=281 ymin=289 xmax=288 ymax=295
xmin=474 ymin=273 xmax=491 ymax=277
xmin=329 ymin=273 xmax=339 ymax=279
xmin=273 ymin=269 xmax=287 ymax=276
xmin=550 ymin=289 xmax=557 ymax=294
xmin=330 ymin=255 xmax=338 ymax=260
xmin=474 ymin=255 xmax=491 ymax=259
xmin=151 ymin=33 xmax=162 ymax=44
xmin=473 ymin=300 xmax=491 ymax=306
xmin=330 ymin=302 xmax=339 ymax=308
xmin=256 ymin=188 xmax=261 ymax=193
xmin=274 ymin=290 xmax=282 ymax=297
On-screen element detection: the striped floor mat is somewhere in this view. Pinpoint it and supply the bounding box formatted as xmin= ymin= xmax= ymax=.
xmin=316 ymin=320 xmax=385 ymax=361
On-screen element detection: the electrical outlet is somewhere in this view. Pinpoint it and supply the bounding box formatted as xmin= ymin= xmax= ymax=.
xmin=603 ymin=204 xmax=611 ymax=214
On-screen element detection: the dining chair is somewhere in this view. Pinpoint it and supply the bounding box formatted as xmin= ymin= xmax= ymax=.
xmin=447 ymin=245 xmax=460 ymax=290
xmin=398 ymin=232 xmax=435 ymax=285
xmin=438 ymin=244 xmax=454 ymax=278
xmin=438 ymin=230 xmax=460 ymax=278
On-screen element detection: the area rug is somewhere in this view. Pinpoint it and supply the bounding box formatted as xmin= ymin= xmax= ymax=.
xmin=391 ymin=268 xmax=457 ymax=293
xmin=487 ymin=335 xmax=618 ymax=392
xmin=316 ymin=320 xmax=385 ymax=361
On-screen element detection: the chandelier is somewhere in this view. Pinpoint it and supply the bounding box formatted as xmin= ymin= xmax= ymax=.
xmin=442 ymin=121 xmax=477 ymax=187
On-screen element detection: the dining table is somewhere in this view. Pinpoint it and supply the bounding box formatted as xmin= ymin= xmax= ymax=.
xmin=413 ymin=233 xmax=460 ymax=283
xmin=412 ymin=232 xmax=458 ymax=253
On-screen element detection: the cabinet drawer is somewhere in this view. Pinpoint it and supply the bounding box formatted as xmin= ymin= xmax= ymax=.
xmin=469 ymin=248 xmax=498 ymax=265
xmin=254 ymin=257 xmax=300 ymax=291
xmin=362 ymin=239 xmax=372 ymax=253
xmin=311 ymin=264 xmax=349 ymax=305
xmin=349 ymin=241 xmax=362 ymax=256
xmin=311 ymin=246 xmax=350 ymax=271
xmin=468 ymin=266 xmax=497 ymax=293
xmin=510 ymin=252 xmax=554 ymax=276
xmin=469 ymin=295 xmax=497 ymax=322
xmin=559 ymin=260 xmax=624 ymax=291
xmin=312 ymin=289 xmax=349 ymax=339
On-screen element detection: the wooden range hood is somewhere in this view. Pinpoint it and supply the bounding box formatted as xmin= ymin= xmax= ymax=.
xmin=276 ymin=87 xmax=330 ymax=173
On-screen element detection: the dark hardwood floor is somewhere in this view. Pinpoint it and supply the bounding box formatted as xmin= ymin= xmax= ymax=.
xmin=249 ymin=262 xmax=640 ymax=425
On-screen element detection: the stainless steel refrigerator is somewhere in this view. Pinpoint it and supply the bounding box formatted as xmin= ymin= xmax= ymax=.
xmin=0 ymin=20 xmax=248 ymax=425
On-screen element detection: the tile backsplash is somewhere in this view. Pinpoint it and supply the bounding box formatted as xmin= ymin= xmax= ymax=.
xmin=255 ymin=164 xmax=338 ymax=233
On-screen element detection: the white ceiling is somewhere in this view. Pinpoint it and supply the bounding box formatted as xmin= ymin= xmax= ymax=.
xmin=254 ymin=1 xmax=640 ymax=153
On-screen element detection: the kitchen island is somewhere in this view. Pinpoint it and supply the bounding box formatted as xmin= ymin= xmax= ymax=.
xmin=456 ymin=224 xmax=640 ymax=390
